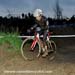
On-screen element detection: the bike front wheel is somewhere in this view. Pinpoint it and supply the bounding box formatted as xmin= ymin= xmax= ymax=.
xmin=21 ymin=38 xmax=41 ymax=60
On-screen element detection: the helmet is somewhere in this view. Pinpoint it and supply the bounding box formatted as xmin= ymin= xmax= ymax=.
xmin=33 ymin=9 xmax=43 ymax=17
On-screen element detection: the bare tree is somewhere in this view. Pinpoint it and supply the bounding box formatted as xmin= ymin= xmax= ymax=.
xmin=53 ymin=0 xmax=63 ymax=19
xmin=6 ymin=9 xmax=12 ymax=18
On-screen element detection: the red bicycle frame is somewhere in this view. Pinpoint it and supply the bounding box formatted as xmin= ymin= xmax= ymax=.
xmin=30 ymin=31 xmax=52 ymax=50
xmin=30 ymin=33 xmax=39 ymax=50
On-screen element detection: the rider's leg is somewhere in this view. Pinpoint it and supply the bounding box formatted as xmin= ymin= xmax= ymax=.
xmin=35 ymin=32 xmax=45 ymax=57
xmin=42 ymin=30 xmax=48 ymax=57
xmin=36 ymin=31 xmax=45 ymax=52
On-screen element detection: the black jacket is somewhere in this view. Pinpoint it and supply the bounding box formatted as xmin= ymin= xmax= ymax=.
xmin=32 ymin=16 xmax=49 ymax=31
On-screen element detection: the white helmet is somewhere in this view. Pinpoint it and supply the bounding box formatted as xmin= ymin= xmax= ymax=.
xmin=33 ymin=9 xmax=43 ymax=17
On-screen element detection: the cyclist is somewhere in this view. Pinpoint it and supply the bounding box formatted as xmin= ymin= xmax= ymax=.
xmin=30 ymin=9 xmax=49 ymax=57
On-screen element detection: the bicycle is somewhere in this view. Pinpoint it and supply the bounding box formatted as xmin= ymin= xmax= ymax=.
xmin=21 ymin=31 xmax=56 ymax=60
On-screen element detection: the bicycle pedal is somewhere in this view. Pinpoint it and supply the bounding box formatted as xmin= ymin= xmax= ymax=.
xmin=29 ymin=49 xmax=34 ymax=52
xmin=48 ymin=50 xmax=54 ymax=52
xmin=48 ymin=51 xmax=55 ymax=55
xmin=42 ymin=52 xmax=48 ymax=58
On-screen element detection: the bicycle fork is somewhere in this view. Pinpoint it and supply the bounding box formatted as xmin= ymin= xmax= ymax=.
xmin=30 ymin=37 xmax=38 ymax=50
xmin=30 ymin=33 xmax=39 ymax=50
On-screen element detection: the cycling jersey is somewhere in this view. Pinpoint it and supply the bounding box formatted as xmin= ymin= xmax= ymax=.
xmin=32 ymin=16 xmax=49 ymax=33
xmin=32 ymin=16 xmax=49 ymax=41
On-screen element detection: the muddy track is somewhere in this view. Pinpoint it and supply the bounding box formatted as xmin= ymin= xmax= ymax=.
xmin=0 ymin=43 xmax=75 ymax=75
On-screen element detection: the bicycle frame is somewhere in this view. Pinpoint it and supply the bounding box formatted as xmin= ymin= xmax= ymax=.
xmin=21 ymin=31 xmax=56 ymax=60
xmin=30 ymin=32 xmax=51 ymax=51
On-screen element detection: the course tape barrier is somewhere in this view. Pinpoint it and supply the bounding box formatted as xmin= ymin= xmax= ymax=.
xmin=0 ymin=35 xmax=75 ymax=38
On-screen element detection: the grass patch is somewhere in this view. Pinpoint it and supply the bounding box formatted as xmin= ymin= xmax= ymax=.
xmin=0 ymin=32 xmax=22 ymax=52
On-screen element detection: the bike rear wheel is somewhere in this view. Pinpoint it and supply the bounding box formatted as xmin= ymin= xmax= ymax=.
xmin=47 ymin=40 xmax=56 ymax=60
xmin=21 ymin=38 xmax=41 ymax=60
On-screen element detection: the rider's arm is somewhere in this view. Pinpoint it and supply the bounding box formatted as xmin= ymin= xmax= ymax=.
xmin=46 ymin=20 xmax=53 ymax=34
xmin=27 ymin=24 xmax=38 ymax=33
xmin=30 ymin=24 xmax=37 ymax=30
xmin=46 ymin=20 xmax=49 ymax=32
